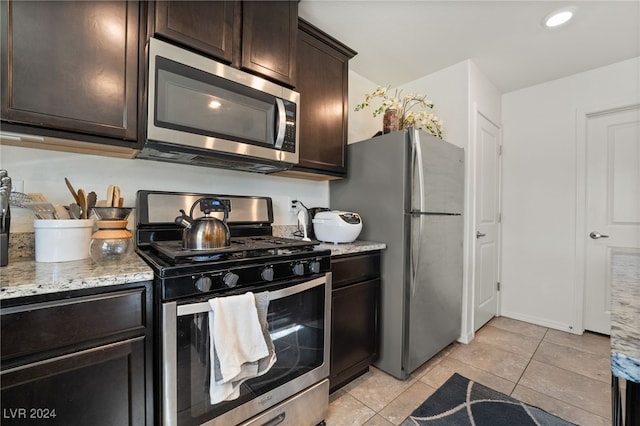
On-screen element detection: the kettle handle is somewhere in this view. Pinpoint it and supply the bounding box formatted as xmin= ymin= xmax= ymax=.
xmin=189 ymin=197 xmax=229 ymax=222
xmin=174 ymin=208 xmax=193 ymax=228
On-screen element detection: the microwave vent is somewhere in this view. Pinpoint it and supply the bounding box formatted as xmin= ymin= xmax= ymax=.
xmin=137 ymin=142 xmax=292 ymax=174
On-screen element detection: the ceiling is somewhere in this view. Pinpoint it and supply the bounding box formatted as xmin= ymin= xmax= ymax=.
xmin=298 ymin=1 xmax=640 ymax=93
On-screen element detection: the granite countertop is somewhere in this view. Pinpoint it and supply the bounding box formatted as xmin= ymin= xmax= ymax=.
xmin=611 ymin=249 xmax=640 ymax=383
xmin=0 ymin=254 xmax=154 ymax=300
xmin=315 ymin=240 xmax=386 ymax=256
xmin=0 ymin=238 xmax=385 ymax=301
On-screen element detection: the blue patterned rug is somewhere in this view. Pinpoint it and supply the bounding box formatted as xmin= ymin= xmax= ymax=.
xmin=401 ymin=373 xmax=576 ymax=425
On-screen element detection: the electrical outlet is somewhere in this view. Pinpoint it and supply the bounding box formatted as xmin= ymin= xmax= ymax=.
xmin=288 ymin=197 xmax=299 ymax=213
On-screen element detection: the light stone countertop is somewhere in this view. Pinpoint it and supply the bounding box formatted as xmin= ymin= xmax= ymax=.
xmin=0 ymin=238 xmax=385 ymax=301
xmin=315 ymin=240 xmax=386 ymax=257
xmin=0 ymin=254 xmax=154 ymax=301
xmin=273 ymin=226 xmax=386 ymax=256
xmin=611 ymin=249 xmax=640 ymax=383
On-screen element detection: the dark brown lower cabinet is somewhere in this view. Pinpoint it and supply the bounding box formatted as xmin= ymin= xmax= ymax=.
xmin=0 ymin=282 xmax=153 ymax=426
xmin=330 ymin=252 xmax=381 ymax=392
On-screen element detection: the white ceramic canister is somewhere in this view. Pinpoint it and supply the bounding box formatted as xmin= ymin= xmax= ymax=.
xmin=33 ymin=219 xmax=94 ymax=262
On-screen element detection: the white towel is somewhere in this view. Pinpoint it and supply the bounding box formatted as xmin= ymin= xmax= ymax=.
xmin=208 ymin=292 xmax=276 ymax=404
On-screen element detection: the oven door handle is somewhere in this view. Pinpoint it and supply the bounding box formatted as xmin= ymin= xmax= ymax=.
xmin=176 ymin=275 xmax=327 ymax=316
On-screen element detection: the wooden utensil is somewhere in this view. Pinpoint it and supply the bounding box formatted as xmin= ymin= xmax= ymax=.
xmin=106 ymin=185 xmax=114 ymax=207
xmin=113 ymin=186 xmax=121 ymax=207
xmin=64 ymin=177 xmax=81 ymax=204
xmin=77 ymin=189 xmax=88 ymax=219
xmin=87 ymin=191 xmax=97 ymax=217
xmin=54 ymin=204 xmax=70 ymax=219
xmin=27 ymin=193 xmax=50 ymax=203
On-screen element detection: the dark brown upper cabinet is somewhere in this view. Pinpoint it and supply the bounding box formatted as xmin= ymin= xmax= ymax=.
xmin=280 ymin=19 xmax=356 ymax=179
xmin=152 ymin=1 xmax=297 ymax=88
xmin=153 ymin=1 xmax=238 ymax=64
xmin=241 ymin=1 xmax=297 ymax=87
xmin=0 ymin=0 xmax=142 ymax=147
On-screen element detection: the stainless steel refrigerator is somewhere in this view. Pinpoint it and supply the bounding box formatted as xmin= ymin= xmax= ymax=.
xmin=330 ymin=128 xmax=464 ymax=380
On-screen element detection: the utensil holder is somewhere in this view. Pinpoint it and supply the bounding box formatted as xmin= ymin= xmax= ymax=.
xmin=34 ymin=219 xmax=94 ymax=262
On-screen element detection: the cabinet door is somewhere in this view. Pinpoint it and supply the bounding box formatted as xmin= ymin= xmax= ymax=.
xmin=154 ymin=1 xmax=237 ymax=63
xmin=241 ymin=1 xmax=297 ymax=87
xmin=0 ymin=0 xmax=140 ymax=141
xmin=1 ymin=337 xmax=147 ymax=426
xmin=330 ymin=278 xmax=380 ymax=391
xmin=293 ymin=21 xmax=356 ymax=178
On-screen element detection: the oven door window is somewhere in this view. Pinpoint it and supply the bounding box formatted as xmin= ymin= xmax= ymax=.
xmin=175 ymin=282 xmax=326 ymax=424
xmin=155 ymin=57 xmax=276 ymax=148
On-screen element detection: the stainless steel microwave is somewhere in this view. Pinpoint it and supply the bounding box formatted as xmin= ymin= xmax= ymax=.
xmin=138 ymin=38 xmax=300 ymax=173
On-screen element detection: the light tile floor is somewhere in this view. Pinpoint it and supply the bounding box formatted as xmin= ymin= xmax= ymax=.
xmin=326 ymin=317 xmax=611 ymax=426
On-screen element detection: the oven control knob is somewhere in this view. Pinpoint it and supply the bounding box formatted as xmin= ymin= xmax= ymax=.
xmin=309 ymin=260 xmax=321 ymax=274
xmin=194 ymin=276 xmax=212 ymax=292
xmin=223 ymin=272 xmax=239 ymax=288
xmin=292 ymin=262 xmax=305 ymax=276
xmin=261 ymin=266 xmax=274 ymax=282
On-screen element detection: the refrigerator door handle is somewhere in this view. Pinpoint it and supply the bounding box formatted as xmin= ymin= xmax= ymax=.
xmin=411 ymin=129 xmax=425 ymax=296
xmin=411 ymin=214 xmax=423 ymax=296
xmin=412 ymin=129 xmax=426 ymax=213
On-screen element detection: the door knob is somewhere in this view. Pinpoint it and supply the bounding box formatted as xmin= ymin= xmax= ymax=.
xmin=589 ymin=231 xmax=609 ymax=239
xmin=476 ymin=231 xmax=486 ymax=238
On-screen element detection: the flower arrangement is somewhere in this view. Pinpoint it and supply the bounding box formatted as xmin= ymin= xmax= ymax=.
xmin=354 ymin=86 xmax=444 ymax=139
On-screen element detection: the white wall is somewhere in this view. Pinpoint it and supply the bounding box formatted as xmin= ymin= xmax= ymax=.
xmin=348 ymin=70 xmax=381 ymax=143
xmin=501 ymin=56 xmax=640 ymax=332
xmin=469 ymin=61 xmax=501 ymax=126
xmin=0 ymin=144 xmax=328 ymax=232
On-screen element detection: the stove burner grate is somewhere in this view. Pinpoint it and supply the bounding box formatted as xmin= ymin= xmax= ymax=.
xmin=149 ymin=236 xmax=319 ymax=264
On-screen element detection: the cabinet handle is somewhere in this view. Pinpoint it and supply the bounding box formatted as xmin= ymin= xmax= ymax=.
xmin=261 ymin=413 xmax=286 ymax=426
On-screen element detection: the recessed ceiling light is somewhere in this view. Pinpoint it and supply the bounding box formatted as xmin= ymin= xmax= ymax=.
xmin=543 ymin=7 xmax=577 ymax=28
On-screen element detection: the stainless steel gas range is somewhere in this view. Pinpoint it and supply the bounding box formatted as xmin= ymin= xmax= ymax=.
xmin=135 ymin=191 xmax=332 ymax=426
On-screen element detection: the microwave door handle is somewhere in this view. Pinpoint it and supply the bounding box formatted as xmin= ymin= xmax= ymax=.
xmin=274 ymin=98 xmax=286 ymax=149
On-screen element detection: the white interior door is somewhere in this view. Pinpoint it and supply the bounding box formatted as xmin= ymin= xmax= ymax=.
xmin=474 ymin=113 xmax=501 ymax=331
xmin=584 ymin=105 xmax=640 ymax=334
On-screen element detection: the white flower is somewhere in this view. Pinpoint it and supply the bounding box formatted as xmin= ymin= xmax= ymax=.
xmin=355 ymin=86 xmax=444 ymax=139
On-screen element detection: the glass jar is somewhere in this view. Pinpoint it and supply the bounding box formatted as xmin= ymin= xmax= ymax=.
xmin=89 ymin=220 xmax=133 ymax=263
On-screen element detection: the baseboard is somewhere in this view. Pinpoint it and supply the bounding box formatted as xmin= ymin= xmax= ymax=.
xmin=499 ymin=310 xmax=579 ymax=334
xmin=457 ymin=330 xmax=474 ymax=344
